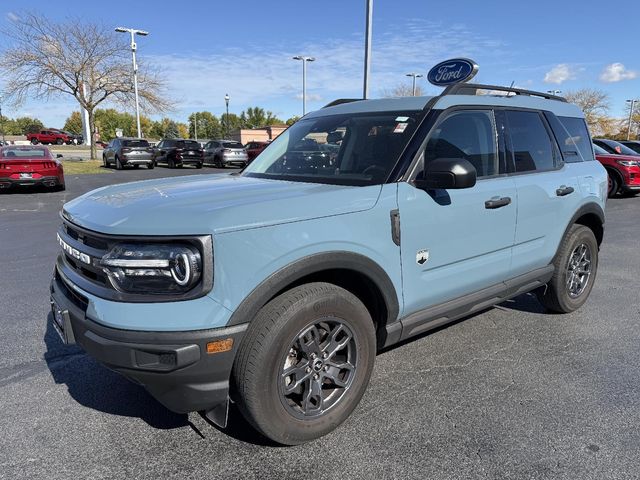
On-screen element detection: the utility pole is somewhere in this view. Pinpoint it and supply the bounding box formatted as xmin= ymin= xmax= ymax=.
xmin=224 ymin=93 xmax=230 ymax=138
xmin=406 ymin=73 xmax=423 ymax=96
xmin=115 ymin=27 xmax=149 ymax=138
xmin=194 ymin=112 xmax=198 ymax=141
xmin=0 ymin=94 xmax=5 ymax=144
xmin=626 ymin=99 xmax=637 ymax=141
xmin=363 ymin=0 xmax=373 ymax=99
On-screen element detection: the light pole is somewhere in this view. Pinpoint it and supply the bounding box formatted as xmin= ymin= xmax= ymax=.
xmin=626 ymin=99 xmax=638 ymax=141
xmin=115 ymin=27 xmax=149 ymax=138
xmin=194 ymin=112 xmax=198 ymax=141
xmin=292 ymin=56 xmax=315 ymax=115
xmin=224 ymin=93 xmax=230 ymax=138
xmin=547 ymin=90 xmax=562 ymax=96
xmin=0 ymin=94 xmax=5 ymax=144
xmin=363 ymin=0 xmax=373 ymax=99
xmin=406 ymin=73 xmax=423 ymax=96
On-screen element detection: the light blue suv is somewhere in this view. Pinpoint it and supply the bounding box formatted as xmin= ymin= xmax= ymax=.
xmin=50 ymin=83 xmax=606 ymax=445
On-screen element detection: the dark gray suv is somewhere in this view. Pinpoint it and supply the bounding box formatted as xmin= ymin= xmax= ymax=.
xmin=102 ymin=138 xmax=154 ymax=170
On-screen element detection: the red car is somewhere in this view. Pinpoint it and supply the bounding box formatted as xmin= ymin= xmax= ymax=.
xmin=245 ymin=141 xmax=270 ymax=162
xmin=593 ymin=143 xmax=640 ymax=197
xmin=0 ymin=145 xmax=65 ymax=191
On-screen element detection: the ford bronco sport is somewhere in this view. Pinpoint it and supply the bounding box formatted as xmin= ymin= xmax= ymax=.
xmin=50 ymin=82 xmax=606 ymax=445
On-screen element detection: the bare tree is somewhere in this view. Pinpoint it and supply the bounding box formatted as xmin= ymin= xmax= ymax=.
xmin=563 ymin=88 xmax=611 ymax=134
xmin=1 ymin=13 xmax=171 ymax=158
xmin=380 ymin=82 xmax=425 ymax=98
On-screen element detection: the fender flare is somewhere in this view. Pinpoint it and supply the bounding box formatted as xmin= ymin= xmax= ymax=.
xmin=561 ymin=201 xmax=605 ymax=247
xmin=226 ymin=251 xmax=400 ymax=327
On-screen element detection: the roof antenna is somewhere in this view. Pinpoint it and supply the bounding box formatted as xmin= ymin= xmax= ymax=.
xmin=507 ymin=81 xmax=515 ymax=97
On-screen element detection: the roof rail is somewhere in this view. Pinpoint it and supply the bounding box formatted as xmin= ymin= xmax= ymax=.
xmin=322 ymin=98 xmax=363 ymax=108
xmin=441 ymin=83 xmax=567 ymax=103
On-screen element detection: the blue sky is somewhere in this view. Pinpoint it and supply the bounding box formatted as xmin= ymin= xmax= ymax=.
xmin=2 ymin=0 xmax=639 ymax=127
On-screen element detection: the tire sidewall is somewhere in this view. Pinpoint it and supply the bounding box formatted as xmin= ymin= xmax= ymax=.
xmin=554 ymin=226 xmax=598 ymax=311
xmin=238 ymin=285 xmax=375 ymax=444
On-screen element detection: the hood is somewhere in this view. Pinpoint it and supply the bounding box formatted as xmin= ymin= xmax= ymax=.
xmin=63 ymin=173 xmax=382 ymax=235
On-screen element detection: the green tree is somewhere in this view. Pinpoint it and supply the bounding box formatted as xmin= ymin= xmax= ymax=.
xmin=63 ymin=111 xmax=83 ymax=134
xmin=177 ymin=123 xmax=189 ymax=139
xmin=13 ymin=117 xmax=44 ymax=134
xmin=220 ymin=113 xmax=242 ymax=137
xmin=286 ymin=116 xmax=300 ymax=126
xmin=93 ymin=109 xmax=136 ymax=141
xmin=188 ymin=111 xmax=222 ymax=139
xmin=164 ymin=120 xmax=180 ymax=139
xmin=240 ymin=107 xmax=283 ymax=129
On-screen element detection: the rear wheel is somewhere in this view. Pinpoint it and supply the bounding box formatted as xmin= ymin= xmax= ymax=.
xmin=31 ymin=138 xmax=39 ymax=145
xmin=115 ymin=156 xmax=123 ymax=170
xmin=536 ymin=224 xmax=598 ymax=313
xmin=102 ymin=155 xmax=108 ymax=168
xmin=56 ymin=138 xmax=64 ymax=145
xmin=196 ymin=162 xmax=203 ymax=169
xmin=232 ymin=282 xmax=376 ymax=445
xmin=607 ymin=169 xmax=621 ymax=197
xmin=147 ymin=162 xmax=154 ymax=169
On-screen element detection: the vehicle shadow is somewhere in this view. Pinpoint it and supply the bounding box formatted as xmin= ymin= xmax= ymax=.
xmin=43 ymin=312 xmax=189 ymax=430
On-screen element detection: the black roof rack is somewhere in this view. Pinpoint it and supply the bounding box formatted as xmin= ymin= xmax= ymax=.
xmin=442 ymin=83 xmax=567 ymax=102
xmin=322 ymin=98 xmax=363 ymax=108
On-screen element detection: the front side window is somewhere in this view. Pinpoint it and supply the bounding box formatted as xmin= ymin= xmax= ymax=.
xmin=243 ymin=110 xmax=424 ymax=186
xmin=506 ymin=111 xmax=558 ymax=173
xmin=424 ymin=110 xmax=498 ymax=178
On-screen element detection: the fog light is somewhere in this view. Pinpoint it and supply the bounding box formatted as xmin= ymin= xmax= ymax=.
xmin=206 ymin=338 xmax=233 ymax=354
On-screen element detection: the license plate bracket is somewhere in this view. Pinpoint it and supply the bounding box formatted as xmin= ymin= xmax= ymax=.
xmin=50 ymin=300 xmax=76 ymax=345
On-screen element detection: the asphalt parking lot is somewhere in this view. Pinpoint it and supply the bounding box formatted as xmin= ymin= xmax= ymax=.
xmin=1 ymin=168 xmax=639 ymax=480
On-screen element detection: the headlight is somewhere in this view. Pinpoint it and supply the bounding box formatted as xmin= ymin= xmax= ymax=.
xmin=100 ymin=243 xmax=202 ymax=294
xmin=616 ymin=160 xmax=639 ymax=167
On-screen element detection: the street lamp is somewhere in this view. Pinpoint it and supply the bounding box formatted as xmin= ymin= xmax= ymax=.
xmin=0 ymin=94 xmax=5 ymax=144
xmin=224 ymin=93 xmax=230 ymax=138
xmin=115 ymin=26 xmax=149 ymax=138
xmin=292 ymin=56 xmax=315 ymax=115
xmin=626 ymin=99 xmax=639 ymax=141
xmin=547 ymin=90 xmax=562 ymax=96
xmin=406 ymin=73 xmax=424 ymax=96
xmin=363 ymin=0 xmax=373 ymax=99
xmin=194 ymin=112 xmax=198 ymax=142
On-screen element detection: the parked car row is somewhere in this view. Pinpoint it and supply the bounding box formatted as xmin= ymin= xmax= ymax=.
xmin=101 ymin=137 xmax=272 ymax=170
xmin=592 ymin=138 xmax=640 ymax=197
xmin=27 ymin=129 xmax=83 ymax=145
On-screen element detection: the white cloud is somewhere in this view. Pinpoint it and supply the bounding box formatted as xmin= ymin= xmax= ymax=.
xmin=600 ymin=63 xmax=637 ymax=83
xmin=543 ymin=64 xmax=576 ymax=84
xmin=6 ymin=12 xmax=18 ymax=22
xmin=295 ymin=93 xmax=323 ymax=102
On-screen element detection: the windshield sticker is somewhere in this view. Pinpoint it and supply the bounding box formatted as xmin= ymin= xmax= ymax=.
xmin=393 ymin=123 xmax=408 ymax=133
xmin=395 ymin=116 xmax=409 ymax=121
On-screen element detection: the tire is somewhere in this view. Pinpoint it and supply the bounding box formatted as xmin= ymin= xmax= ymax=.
xmin=31 ymin=138 xmax=38 ymax=145
xmin=133 ymin=164 xmax=140 ymax=169
xmin=232 ymin=282 xmax=376 ymax=445
xmin=536 ymin=224 xmax=598 ymax=313
xmin=168 ymin=158 xmax=175 ymax=169
xmin=56 ymin=138 xmax=64 ymax=145
xmin=215 ymin=156 xmax=224 ymax=169
xmin=196 ymin=162 xmax=203 ymax=169
xmin=102 ymin=155 xmax=108 ymax=168
xmin=147 ymin=162 xmax=154 ymax=169
xmin=607 ymin=169 xmax=621 ymax=198
xmin=115 ymin=156 xmax=123 ymax=170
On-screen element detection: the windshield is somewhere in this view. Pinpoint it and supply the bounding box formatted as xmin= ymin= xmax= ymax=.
xmin=597 ymin=140 xmax=640 ymax=156
xmin=222 ymin=142 xmax=244 ymax=149
xmin=177 ymin=140 xmax=201 ymax=149
xmin=1 ymin=147 xmax=50 ymax=158
xmin=122 ymin=139 xmax=150 ymax=147
xmin=242 ymin=110 xmax=424 ymax=186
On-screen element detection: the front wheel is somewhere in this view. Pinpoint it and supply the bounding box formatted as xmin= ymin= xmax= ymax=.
xmin=232 ymin=282 xmax=376 ymax=445
xmin=31 ymin=138 xmax=39 ymax=145
xmin=536 ymin=224 xmax=598 ymax=313
xmin=147 ymin=162 xmax=154 ymax=169
xmin=115 ymin=156 xmax=123 ymax=170
xmin=196 ymin=162 xmax=203 ymax=169
xmin=56 ymin=138 xmax=64 ymax=145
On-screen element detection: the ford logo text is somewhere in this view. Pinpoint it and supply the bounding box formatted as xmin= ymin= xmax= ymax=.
xmin=427 ymin=58 xmax=478 ymax=87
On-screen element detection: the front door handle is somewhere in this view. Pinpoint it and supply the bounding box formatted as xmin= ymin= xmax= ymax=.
xmin=484 ymin=196 xmax=512 ymax=209
xmin=556 ymin=185 xmax=575 ymax=196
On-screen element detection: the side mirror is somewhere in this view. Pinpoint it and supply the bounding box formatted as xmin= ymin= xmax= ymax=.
xmin=413 ymin=158 xmax=477 ymax=190
xmin=56 ymin=154 xmax=63 ymax=158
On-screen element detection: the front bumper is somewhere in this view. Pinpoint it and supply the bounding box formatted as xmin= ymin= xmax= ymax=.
xmin=49 ymin=268 xmax=247 ymax=414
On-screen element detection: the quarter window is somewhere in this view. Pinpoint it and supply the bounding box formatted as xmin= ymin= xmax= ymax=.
xmin=506 ymin=111 xmax=557 ymax=172
xmin=424 ymin=110 xmax=498 ymax=178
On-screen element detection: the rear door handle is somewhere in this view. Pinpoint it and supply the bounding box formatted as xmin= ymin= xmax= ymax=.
xmin=484 ymin=196 xmax=512 ymax=209
xmin=556 ymin=185 xmax=575 ymax=196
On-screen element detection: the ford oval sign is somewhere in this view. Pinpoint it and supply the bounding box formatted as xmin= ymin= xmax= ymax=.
xmin=427 ymin=58 xmax=479 ymax=87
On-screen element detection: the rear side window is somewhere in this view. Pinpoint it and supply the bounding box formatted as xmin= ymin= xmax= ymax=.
xmin=506 ymin=111 xmax=558 ymax=173
xmin=555 ymin=116 xmax=595 ymax=162
xmin=425 ymin=110 xmax=499 ymax=177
